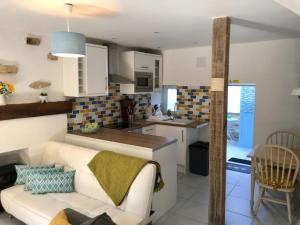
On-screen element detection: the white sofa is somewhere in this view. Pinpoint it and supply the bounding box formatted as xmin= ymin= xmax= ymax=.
xmin=1 ymin=141 xmax=156 ymax=225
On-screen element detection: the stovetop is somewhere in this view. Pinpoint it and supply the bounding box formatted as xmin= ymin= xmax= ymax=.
xmin=103 ymin=122 xmax=141 ymax=130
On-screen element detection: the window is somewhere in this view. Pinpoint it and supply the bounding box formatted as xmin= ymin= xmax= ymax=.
xmin=163 ymin=86 xmax=177 ymax=112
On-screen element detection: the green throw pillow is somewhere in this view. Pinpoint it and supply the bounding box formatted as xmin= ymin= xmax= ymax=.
xmin=15 ymin=164 xmax=54 ymax=185
xmin=24 ymin=167 xmax=64 ymax=191
xmin=31 ymin=170 xmax=75 ymax=194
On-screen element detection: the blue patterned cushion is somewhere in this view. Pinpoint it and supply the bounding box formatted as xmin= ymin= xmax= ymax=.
xmin=15 ymin=164 xmax=54 ymax=185
xmin=24 ymin=167 xmax=64 ymax=191
xmin=31 ymin=170 xmax=75 ymax=194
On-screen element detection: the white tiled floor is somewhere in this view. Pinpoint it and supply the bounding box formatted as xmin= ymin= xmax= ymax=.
xmin=1 ymin=170 xmax=300 ymax=225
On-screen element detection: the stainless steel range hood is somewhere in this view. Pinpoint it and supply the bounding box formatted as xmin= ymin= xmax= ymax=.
xmin=108 ymin=74 xmax=134 ymax=84
xmin=108 ymin=44 xmax=133 ymax=84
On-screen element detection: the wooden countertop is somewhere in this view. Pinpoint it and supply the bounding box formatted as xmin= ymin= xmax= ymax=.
xmin=68 ymin=128 xmax=177 ymax=151
xmin=123 ymin=120 xmax=209 ymax=131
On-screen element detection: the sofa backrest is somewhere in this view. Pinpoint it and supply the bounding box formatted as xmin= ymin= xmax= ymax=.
xmin=41 ymin=141 xmax=156 ymax=219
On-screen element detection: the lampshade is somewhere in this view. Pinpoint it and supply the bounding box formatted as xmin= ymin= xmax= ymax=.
xmin=291 ymin=87 xmax=300 ymax=96
xmin=51 ymin=31 xmax=86 ymax=58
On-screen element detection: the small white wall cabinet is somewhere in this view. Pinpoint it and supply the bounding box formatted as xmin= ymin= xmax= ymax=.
xmin=156 ymin=125 xmax=200 ymax=173
xmin=120 ymin=51 xmax=162 ymax=94
xmin=63 ymin=44 xmax=108 ymax=97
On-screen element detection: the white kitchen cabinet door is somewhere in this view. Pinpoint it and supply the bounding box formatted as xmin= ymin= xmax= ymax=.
xmin=85 ymin=44 xmax=108 ymax=96
xmin=153 ymin=55 xmax=162 ymax=92
xmin=156 ymin=125 xmax=187 ymax=166
xmin=134 ymin=52 xmax=155 ymax=71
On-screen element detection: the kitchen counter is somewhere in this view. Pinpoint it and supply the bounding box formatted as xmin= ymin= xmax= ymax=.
xmin=122 ymin=119 xmax=209 ymax=132
xmin=68 ymin=128 xmax=177 ymax=151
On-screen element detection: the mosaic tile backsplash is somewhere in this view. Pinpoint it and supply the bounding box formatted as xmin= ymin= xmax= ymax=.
xmin=67 ymin=84 xmax=151 ymax=131
xmin=176 ymin=86 xmax=210 ymax=121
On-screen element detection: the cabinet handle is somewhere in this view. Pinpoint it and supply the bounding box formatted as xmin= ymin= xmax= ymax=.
xmin=141 ymin=66 xmax=149 ymax=69
xmin=105 ymin=77 xmax=108 ymax=91
xmin=181 ymin=130 xmax=184 ymax=142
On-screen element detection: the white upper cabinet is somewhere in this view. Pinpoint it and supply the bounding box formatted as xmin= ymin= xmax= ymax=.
xmin=134 ymin=52 xmax=155 ymax=71
xmin=63 ymin=44 xmax=108 ymax=97
xmin=120 ymin=51 xmax=162 ymax=94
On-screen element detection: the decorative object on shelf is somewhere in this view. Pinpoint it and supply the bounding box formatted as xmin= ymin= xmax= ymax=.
xmin=291 ymin=86 xmax=300 ymax=98
xmin=0 ymin=81 xmax=15 ymax=106
xmin=80 ymin=122 xmax=99 ymax=134
xmin=29 ymin=80 xmax=51 ymax=103
xmin=26 ymin=36 xmax=41 ymax=46
xmin=0 ymin=65 xmax=18 ymax=74
xmin=47 ymin=53 xmax=58 ymax=61
xmin=39 ymin=93 xmax=48 ymax=103
xmin=51 ymin=3 xmax=86 ymax=58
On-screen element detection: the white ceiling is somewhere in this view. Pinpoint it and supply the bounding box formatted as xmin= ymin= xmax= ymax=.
xmin=1 ymin=0 xmax=300 ymax=50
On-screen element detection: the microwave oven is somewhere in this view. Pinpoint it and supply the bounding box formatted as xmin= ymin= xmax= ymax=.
xmin=134 ymin=71 xmax=153 ymax=92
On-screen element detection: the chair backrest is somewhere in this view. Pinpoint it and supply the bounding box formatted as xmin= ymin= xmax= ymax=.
xmin=266 ymin=130 xmax=300 ymax=150
xmin=253 ymin=144 xmax=300 ymax=190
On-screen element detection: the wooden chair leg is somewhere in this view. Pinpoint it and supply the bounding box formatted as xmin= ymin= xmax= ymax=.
xmin=254 ymin=187 xmax=264 ymax=216
xmin=286 ymin=192 xmax=292 ymax=225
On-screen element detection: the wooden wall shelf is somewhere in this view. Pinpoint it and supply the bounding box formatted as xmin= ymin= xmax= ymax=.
xmin=0 ymin=65 xmax=18 ymax=74
xmin=0 ymin=101 xmax=73 ymax=121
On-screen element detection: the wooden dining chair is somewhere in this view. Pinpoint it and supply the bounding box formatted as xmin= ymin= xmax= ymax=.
xmin=266 ymin=130 xmax=300 ymax=150
xmin=253 ymin=144 xmax=300 ymax=224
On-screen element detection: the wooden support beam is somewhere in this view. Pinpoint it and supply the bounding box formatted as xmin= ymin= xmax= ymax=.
xmin=208 ymin=17 xmax=231 ymax=225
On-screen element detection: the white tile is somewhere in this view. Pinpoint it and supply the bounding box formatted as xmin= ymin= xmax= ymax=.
xmin=229 ymin=184 xmax=258 ymax=200
xmin=226 ymin=196 xmax=252 ymax=217
xmin=225 ymin=211 xmax=252 ymax=225
xmin=226 ymin=183 xmax=236 ymax=196
xmin=177 ymin=182 xmax=199 ymax=199
xmin=190 ymin=190 xmax=209 ymax=204
xmin=176 ymin=200 xmax=208 ymax=224
xmin=251 ymin=203 xmax=290 ymax=225
xmin=178 ymin=173 xmax=208 ymax=189
xmin=161 ymin=213 xmax=206 ymax=225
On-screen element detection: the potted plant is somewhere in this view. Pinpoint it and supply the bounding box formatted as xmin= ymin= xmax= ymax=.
xmin=0 ymin=81 xmax=15 ymax=106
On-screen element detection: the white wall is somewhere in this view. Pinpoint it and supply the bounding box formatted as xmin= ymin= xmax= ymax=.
xmin=163 ymin=38 xmax=300 ymax=144
xmin=0 ymin=28 xmax=64 ymax=103
xmin=0 ymin=28 xmax=67 ymax=162
xmin=0 ymin=115 xmax=67 ymax=164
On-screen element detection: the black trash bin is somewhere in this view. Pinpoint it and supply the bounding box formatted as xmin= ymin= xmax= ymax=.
xmin=189 ymin=141 xmax=209 ymax=176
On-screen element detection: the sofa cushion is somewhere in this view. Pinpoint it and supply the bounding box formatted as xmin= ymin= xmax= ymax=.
xmin=24 ymin=167 xmax=64 ymax=191
xmin=15 ymin=164 xmax=54 ymax=185
xmin=49 ymin=210 xmax=71 ymax=225
xmin=1 ymin=185 xmax=143 ymax=225
xmin=64 ymin=208 xmax=90 ymax=225
xmin=81 ymin=213 xmax=116 ymax=225
xmin=31 ymin=171 xmax=75 ymax=194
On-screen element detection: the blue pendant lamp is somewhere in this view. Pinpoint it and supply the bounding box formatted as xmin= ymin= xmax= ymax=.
xmin=51 ymin=3 xmax=86 ymax=58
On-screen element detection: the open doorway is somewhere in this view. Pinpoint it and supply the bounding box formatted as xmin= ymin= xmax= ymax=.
xmin=227 ymin=84 xmax=256 ymax=166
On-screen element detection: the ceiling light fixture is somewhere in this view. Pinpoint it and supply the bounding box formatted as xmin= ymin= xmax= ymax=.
xmin=51 ymin=3 xmax=86 ymax=58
